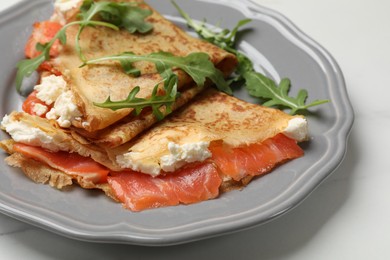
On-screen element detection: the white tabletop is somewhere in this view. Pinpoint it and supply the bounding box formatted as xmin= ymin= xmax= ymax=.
xmin=0 ymin=0 xmax=389 ymax=259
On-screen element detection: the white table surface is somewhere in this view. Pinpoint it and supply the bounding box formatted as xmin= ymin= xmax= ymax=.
xmin=0 ymin=0 xmax=389 ymax=259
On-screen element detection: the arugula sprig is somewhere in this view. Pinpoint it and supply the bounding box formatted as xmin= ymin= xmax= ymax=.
xmin=84 ymin=51 xmax=231 ymax=119
xmin=82 ymin=51 xmax=232 ymax=94
xmin=16 ymin=0 xmax=153 ymax=93
xmin=94 ymin=73 xmax=178 ymax=120
xmin=244 ymin=73 xmax=329 ymax=114
xmin=172 ymin=1 xmax=251 ymax=53
xmin=172 ymin=1 xmax=329 ymax=114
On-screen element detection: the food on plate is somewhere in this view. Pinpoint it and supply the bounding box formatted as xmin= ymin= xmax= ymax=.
xmin=1 ymin=0 xmax=311 ymax=211
xmin=1 ymin=89 xmax=307 ymax=211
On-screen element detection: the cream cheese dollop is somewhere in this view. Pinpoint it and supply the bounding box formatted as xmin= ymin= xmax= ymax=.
xmin=116 ymin=141 xmax=212 ymax=176
xmin=1 ymin=115 xmax=69 ymax=152
xmin=54 ymin=0 xmax=83 ymax=13
xmin=160 ymin=141 xmax=212 ymax=172
xmin=283 ymin=117 xmax=309 ymax=142
xmin=34 ymin=75 xmax=67 ymax=105
xmin=45 ymin=90 xmax=82 ymax=128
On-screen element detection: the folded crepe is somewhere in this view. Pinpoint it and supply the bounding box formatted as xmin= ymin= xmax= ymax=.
xmin=44 ymin=0 xmax=237 ymax=135
xmin=109 ymin=88 xmax=308 ymax=174
xmin=1 ymin=89 xmax=308 ymax=211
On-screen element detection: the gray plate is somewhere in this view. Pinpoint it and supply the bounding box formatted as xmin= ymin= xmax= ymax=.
xmin=0 ymin=0 xmax=353 ymax=246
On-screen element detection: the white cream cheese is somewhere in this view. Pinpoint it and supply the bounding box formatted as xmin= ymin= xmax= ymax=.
xmin=1 ymin=115 xmax=68 ymax=152
xmin=33 ymin=75 xmax=82 ymax=128
xmin=283 ymin=117 xmax=309 ymax=142
xmin=116 ymin=141 xmax=212 ymax=176
xmin=32 ymin=103 xmax=48 ymax=116
xmin=116 ymin=153 xmax=161 ymax=177
xmin=34 ymin=75 xmax=67 ymax=105
xmin=54 ymin=0 xmax=83 ymax=13
xmin=160 ymin=142 xmax=211 ymax=172
xmin=46 ymin=90 xmax=82 ymax=128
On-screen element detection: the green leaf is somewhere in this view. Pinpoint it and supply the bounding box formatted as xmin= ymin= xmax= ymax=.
xmin=244 ymin=71 xmax=329 ymax=113
xmin=79 ymin=0 xmax=111 ymax=22
xmin=79 ymin=0 xmax=93 ymax=14
xmin=57 ymin=28 xmax=67 ymax=45
xmin=35 ymin=43 xmax=46 ymax=52
xmin=226 ymin=18 xmax=252 ymax=45
xmin=15 ymin=54 xmax=46 ymax=93
xmin=119 ymin=59 xmax=141 ymax=76
xmin=102 ymin=4 xmax=153 ymax=33
xmin=172 ymin=0 xmax=250 ymax=51
xmin=79 ymin=1 xmax=153 ymax=34
xmin=94 ymin=73 xmax=179 ymax=120
xmin=85 ymin=51 xmax=232 ymax=94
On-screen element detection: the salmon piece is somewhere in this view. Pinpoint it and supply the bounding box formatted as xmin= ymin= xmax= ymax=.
xmin=24 ymin=21 xmax=62 ymax=59
xmin=39 ymin=61 xmax=63 ymax=76
xmin=108 ymin=163 xmax=222 ymax=211
xmin=209 ymin=134 xmax=304 ymax=181
xmin=22 ymin=90 xmax=51 ymax=117
xmin=108 ymin=134 xmax=302 ymax=211
xmin=13 ymin=143 xmax=109 ymax=184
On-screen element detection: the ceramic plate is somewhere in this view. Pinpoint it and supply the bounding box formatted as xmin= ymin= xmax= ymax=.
xmin=0 ymin=0 xmax=353 ymax=246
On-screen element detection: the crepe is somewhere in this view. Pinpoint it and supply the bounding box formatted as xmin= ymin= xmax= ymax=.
xmin=48 ymin=0 xmax=237 ymax=133
xmin=108 ymin=88 xmax=308 ymax=176
xmin=71 ymin=84 xmax=205 ymax=148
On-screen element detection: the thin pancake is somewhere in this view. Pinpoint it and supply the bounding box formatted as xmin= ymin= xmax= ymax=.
xmin=71 ymin=84 xmax=205 ymax=148
xmin=108 ymin=88 xmax=308 ymax=175
xmin=50 ymin=0 xmax=237 ymax=132
xmin=0 ymin=112 xmax=121 ymax=171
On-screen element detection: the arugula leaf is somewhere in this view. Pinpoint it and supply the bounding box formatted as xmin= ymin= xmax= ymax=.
xmin=99 ymin=3 xmax=153 ymax=33
xmin=243 ymin=72 xmax=329 ymax=114
xmin=172 ymin=0 xmax=329 ymax=114
xmin=85 ymin=51 xmax=231 ymax=118
xmin=172 ymin=0 xmax=251 ymax=51
xmin=83 ymin=51 xmax=232 ymax=94
xmin=94 ymin=73 xmax=179 ymax=120
xmin=15 ymin=54 xmax=46 ymax=93
xmin=80 ymin=0 xmax=152 ymax=33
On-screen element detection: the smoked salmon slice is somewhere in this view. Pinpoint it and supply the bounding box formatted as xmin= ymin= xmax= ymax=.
xmin=108 ymin=163 xmax=222 ymax=211
xmin=10 ymin=134 xmax=302 ymax=211
xmin=13 ymin=143 xmax=109 ymax=184
xmin=107 ymin=134 xmax=303 ymax=211
xmin=24 ymin=21 xmax=62 ymax=59
xmin=209 ymin=133 xmax=304 ymax=181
